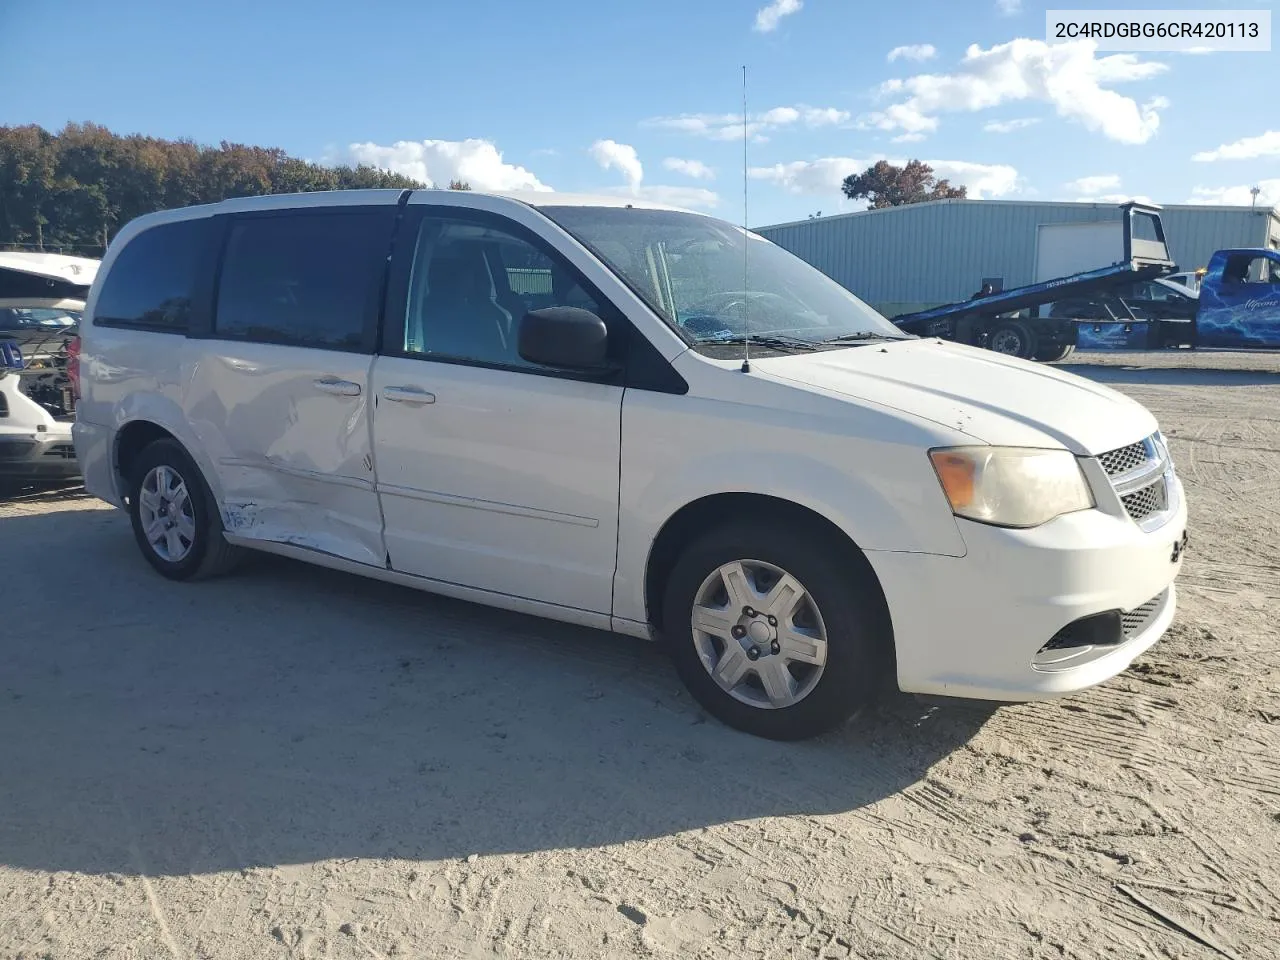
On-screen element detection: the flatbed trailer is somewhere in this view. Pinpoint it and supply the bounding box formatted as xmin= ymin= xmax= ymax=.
xmin=891 ymin=202 xmax=1177 ymax=361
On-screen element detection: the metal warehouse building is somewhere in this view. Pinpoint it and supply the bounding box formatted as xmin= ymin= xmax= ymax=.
xmin=756 ymin=200 xmax=1280 ymax=318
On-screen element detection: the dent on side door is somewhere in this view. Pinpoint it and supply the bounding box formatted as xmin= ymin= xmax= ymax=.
xmin=187 ymin=344 xmax=386 ymax=564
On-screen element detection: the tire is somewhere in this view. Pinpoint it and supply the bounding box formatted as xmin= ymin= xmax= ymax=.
xmin=1033 ymin=343 xmax=1075 ymax=362
xmin=128 ymin=438 xmax=240 ymax=581
xmin=661 ymin=520 xmax=892 ymax=741
xmin=988 ymin=320 xmax=1038 ymax=359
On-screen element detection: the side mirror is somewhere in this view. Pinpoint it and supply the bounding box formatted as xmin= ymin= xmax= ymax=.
xmin=518 ymin=307 xmax=609 ymax=369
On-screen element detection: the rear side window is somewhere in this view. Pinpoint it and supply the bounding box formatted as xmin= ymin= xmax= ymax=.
xmin=213 ymin=211 xmax=389 ymax=351
xmin=94 ymin=218 xmax=206 ymax=332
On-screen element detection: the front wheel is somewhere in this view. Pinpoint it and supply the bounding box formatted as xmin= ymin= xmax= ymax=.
xmin=661 ymin=521 xmax=891 ymax=740
xmin=128 ymin=438 xmax=240 ymax=581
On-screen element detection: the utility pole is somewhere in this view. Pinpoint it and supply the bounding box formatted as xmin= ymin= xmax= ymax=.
xmin=1251 ymin=185 xmax=1261 ymax=210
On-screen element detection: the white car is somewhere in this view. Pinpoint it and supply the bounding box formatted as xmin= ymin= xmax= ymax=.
xmin=0 ymin=346 xmax=80 ymax=480
xmin=1 ymin=252 xmax=97 ymax=480
xmin=72 ymin=190 xmax=1187 ymax=740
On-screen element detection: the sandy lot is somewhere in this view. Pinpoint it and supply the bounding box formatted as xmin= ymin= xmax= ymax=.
xmin=2 ymin=351 xmax=1278 ymax=960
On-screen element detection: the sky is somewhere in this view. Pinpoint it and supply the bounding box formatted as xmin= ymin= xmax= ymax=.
xmin=2 ymin=0 xmax=1277 ymax=227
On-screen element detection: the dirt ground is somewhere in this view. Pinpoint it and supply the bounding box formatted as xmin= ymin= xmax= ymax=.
xmin=2 ymin=350 xmax=1278 ymax=960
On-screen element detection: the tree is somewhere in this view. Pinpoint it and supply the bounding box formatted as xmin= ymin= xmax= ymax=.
xmin=448 ymin=179 xmax=472 ymax=190
xmin=841 ymin=160 xmax=966 ymax=209
xmin=0 ymin=123 xmax=428 ymax=254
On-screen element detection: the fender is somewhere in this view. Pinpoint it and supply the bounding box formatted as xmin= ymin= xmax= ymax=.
xmin=109 ymin=391 xmax=228 ymax=516
xmin=612 ymin=423 xmax=968 ymax=626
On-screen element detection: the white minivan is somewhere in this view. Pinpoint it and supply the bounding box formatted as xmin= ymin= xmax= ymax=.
xmin=73 ymin=189 xmax=1187 ymax=740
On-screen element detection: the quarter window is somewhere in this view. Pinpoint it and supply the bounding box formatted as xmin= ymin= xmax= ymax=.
xmin=214 ymin=212 xmax=388 ymax=350
xmin=403 ymin=216 xmax=606 ymax=367
xmin=93 ymin=218 xmax=206 ymax=332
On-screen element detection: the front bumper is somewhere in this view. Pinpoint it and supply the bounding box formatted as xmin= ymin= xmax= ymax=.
xmin=868 ymin=484 xmax=1187 ymax=702
xmin=0 ymin=429 xmax=79 ymax=478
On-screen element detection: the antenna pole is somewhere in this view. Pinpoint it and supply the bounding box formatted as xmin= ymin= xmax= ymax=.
xmin=741 ymin=64 xmax=751 ymax=374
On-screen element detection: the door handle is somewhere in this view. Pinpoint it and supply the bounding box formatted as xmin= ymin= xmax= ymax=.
xmin=383 ymin=385 xmax=436 ymax=405
xmin=313 ymin=377 xmax=362 ymax=397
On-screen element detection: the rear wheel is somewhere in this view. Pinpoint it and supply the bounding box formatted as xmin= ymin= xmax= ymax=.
xmin=988 ymin=320 xmax=1038 ymax=359
xmin=661 ymin=520 xmax=891 ymax=740
xmin=1033 ymin=343 xmax=1075 ymax=362
xmin=128 ymin=439 xmax=240 ymax=581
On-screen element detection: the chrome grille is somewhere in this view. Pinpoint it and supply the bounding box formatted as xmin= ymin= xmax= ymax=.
xmin=1099 ymin=440 xmax=1152 ymax=477
xmin=1122 ymin=590 xmax=1167 ymax=638
xmin=1120 ymin=478 xmax=1168 ymax=522
xmin=1098 ymin=434 xmax=1174 ymax=526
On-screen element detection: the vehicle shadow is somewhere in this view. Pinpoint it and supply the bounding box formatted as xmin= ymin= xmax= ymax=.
xmin=0 ymin=478 xmax=88 ymax=504
xmin=0 ymin=508 xmax=993 ymax=878
xmin=1061 ymin=363 xmax=1280 ymax=387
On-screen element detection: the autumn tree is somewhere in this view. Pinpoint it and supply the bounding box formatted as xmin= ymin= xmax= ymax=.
xmin=0 ymin=123 xmax=425 ymax=253
xmin=448 ymin=179 xmax=472 ymax=190
xmin=841 ymin=160 xmax=966 ymax=209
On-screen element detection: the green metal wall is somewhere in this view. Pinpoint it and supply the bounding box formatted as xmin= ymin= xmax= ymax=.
xmin=757 ymin=200 xmax=1279 ymax=316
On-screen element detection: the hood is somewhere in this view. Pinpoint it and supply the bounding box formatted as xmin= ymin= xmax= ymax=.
xmin=754 ymin=339 xmax=1157 ymax=455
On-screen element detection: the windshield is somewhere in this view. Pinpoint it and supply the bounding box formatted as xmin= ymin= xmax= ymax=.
xmin=0 ymin=307 xmax=82 ymax=331
xmin=539 ymin=206 xmax=905 ymax=347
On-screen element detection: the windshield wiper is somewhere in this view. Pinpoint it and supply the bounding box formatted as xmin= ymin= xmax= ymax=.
xmin=822 ymin=331 xmax=912 ymax=343
xmin=695 ymin=333 xmax=819 ymax=351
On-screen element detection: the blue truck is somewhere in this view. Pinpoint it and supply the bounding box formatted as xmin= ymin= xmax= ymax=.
xmin=892 ymin=202 xmax=1280 ymax=360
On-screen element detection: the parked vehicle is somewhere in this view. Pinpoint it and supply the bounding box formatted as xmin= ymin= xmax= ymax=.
xmin=893 ymin=203 xmax=1175 ymax=361
xmin=74 ymin=190 xmax=1187 ymax=740
xmin=1075 ymin=247 xmax=1280 ymax=351
xmin=1050 ymin=277 xmax=1198 ymax=323
xmin=0 ymin=253 xmax=96 ymax=479
xmin=894 ymin=204 xmax=1280 ymax=358
xmin=1162 ymin=270 xmax=1203 ymax=295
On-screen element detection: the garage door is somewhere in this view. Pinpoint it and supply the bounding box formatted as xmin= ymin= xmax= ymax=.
xmin=1035 ymin=221 xmax=1123 ymax=282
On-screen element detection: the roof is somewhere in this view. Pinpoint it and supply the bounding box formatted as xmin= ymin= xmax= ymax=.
xmin=0 ymin=251 xmax=100 ymax=286
xmin=118 ymin=189 xmax=701 ymax=241
xmin=758 ymin=197 xmax=1280 ymax=232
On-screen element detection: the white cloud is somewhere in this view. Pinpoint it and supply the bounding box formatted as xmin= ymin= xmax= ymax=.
xmin=983 ymin=117 xmax=1040 ymax=133
xmin=590 ymin=139 xmax=643 ymax=191
xmin=1187 ymin=179 xmax=1280 ymax=206
xmin=750 ymin=157 xmax=872 ymax=194
xmin=801 ymin=107 xmax=850 ymax=126
xmin=997 ymin=0 xmax=1021 ymax=13
xmin=647 ymin=104 xmax=849 ymax=141
xmin=760 ymin=106 xmax=801 ymax=125
xmin=663 ymin=157 xmax=716 ymax=180
xmin=1075 ymin=193 xmax=1154 ymax=204
xmin=892 ymin=133 xmax=927 ymax=143
xmin=754 ymin=0 xmax=802 ymax=33
xmin=345 ymin=138 xmax=551 ymax=191
xmin=1192 ymin=130 xmax=1280 ymax=162
xmin=861 ymin=39 xmax=1169 ymax=145
xmin=1065 ymin=174 xmax=1122 ymax=194
xmin=927 ymin=160 xmax=1019 ymax=199
xmin=749 ymin=156 xmax=1018 ymax=200
xmin=602 ymin=185 xmax=720 ymax=209
xmin=888 ymin=44 xmax=937 ymax=63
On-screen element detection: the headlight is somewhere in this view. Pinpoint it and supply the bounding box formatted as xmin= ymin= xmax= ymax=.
xmin=929 ymin=446 xmax=1094 ymax=528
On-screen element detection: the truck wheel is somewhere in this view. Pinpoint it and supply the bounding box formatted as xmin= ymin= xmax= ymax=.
xmin=128 ymin=438 xmax=240 ymax=581
xmin=661 ymin=520 xmax=891 ymax=741
xmin=1033 ymin=343 xmax=1076 ymax=362
xmin=989 ymin=321 xmax=1038 ymax=359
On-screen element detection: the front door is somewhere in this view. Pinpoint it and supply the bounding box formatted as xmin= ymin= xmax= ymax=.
xmin=185 ymin=204 xmax=398 ymax=565
xmin=1198 ymin=250 xmax=1280 ymax=348
xmin=370 ymin=207 xmax=624 ymax=613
